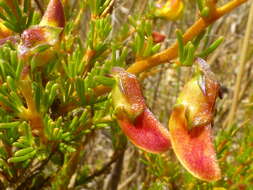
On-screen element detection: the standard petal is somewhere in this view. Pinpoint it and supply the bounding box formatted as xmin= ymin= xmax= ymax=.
xmin=169 ymin=105 xmax=221 ymax=181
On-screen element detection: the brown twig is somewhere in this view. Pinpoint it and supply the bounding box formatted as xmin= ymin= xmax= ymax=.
xmin=106 ymin=139 xmax=127 ymax=190
xmin=15 ymin=151 xmax=54 ymax=190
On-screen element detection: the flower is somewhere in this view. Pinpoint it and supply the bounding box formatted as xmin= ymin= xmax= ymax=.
xmin=111 ymin=58 xmax=221 ymax=181
xmin=169 ymin=58 xmax=221 ymax=181
xmin=111 ymin=67 xmax=171 ymax=154
xmin=154 ymin=0 xmax=184 ymax=20
xmin=0 ymin=0 xmax=65 ymax=64
xmin=18 ymin=0 xmax=65 ymax=61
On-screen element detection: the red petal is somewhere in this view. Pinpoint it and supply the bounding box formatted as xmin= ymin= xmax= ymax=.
xmin=169 ymin=105 xmax=221 ymax=181
xmin=118 ymin=108 xmax=171 ymax=153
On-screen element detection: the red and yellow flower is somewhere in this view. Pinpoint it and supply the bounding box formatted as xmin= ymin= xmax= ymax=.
xmin=111 ymin=58 xmax=221 ymax=182
xmin=154 ymin=0 xmax=184 ymax=20
xmin=111 ymin=67 xmax=171 ymax=154
xmin=169 ymin=58 xmax=221 ymax=181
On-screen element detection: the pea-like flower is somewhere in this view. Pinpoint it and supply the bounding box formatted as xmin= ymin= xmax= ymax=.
xmin=111 ymin=58 xmax=221 ymax=182
xmin=169 ymin=58 xmax=221 ymax=181
xmin=154 ymin=0 xmax=184 ymax=20
xmin=0 ymin=0 xmax=65 ymax=55
xmin=111 ymin=67 xmax=171 ymax=154
xmin=18 ymin=0 xmax=65 ymax=61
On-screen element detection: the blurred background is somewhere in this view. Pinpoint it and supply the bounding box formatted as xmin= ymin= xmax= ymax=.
xmin=1 ymin=0 xmax=252 ymax=189
xmin=74 ymin=0 xmax=253 ymax=189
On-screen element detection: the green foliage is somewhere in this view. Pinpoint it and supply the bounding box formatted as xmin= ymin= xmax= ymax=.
xmin=176 ymin=29 xmax=224 ymax=66
xmin=0 ymin=0 xmax=39 ymax=33
xmin=0 ymin=0 xmax=251 ymax=189
xmin=129 ymin=16 xmax=161 ymax=58
xmin=197 ymin=0 xmax=210 ymax=17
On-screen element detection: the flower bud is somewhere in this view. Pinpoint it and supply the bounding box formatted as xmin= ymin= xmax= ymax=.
xmin=152 ymin=31 xmax=166 ymax=43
